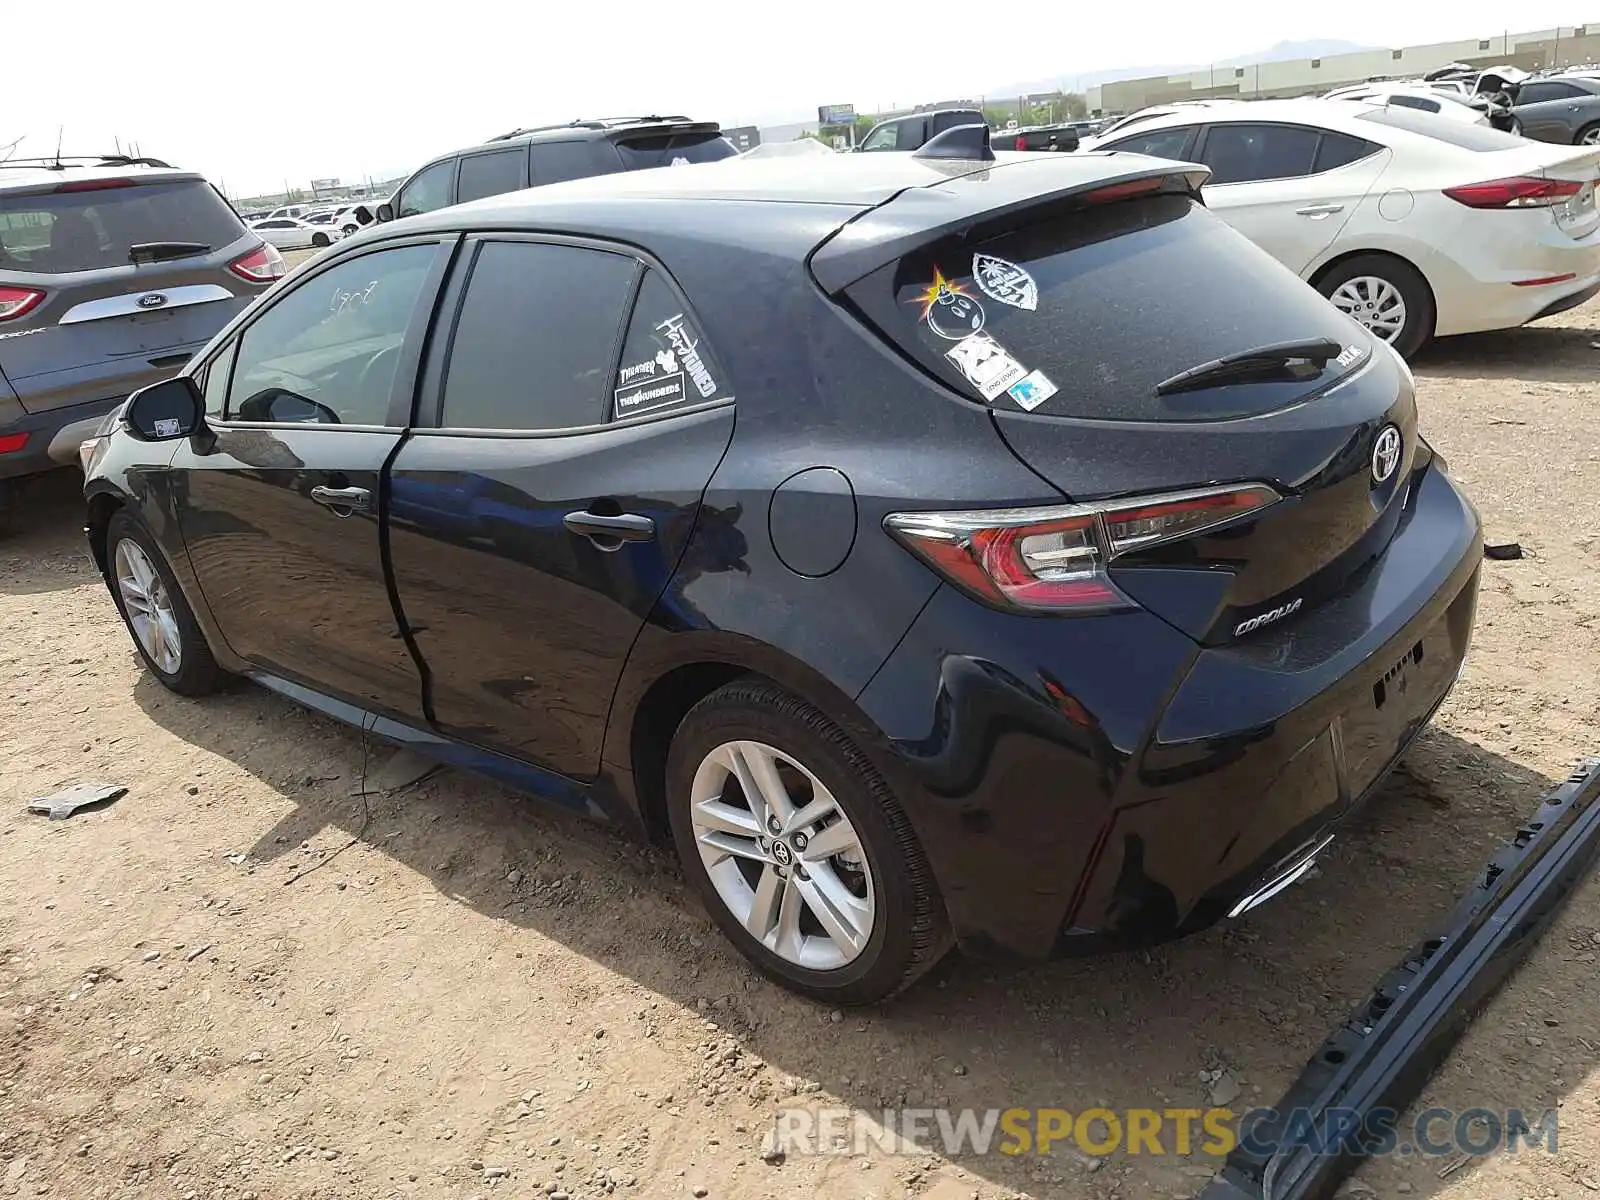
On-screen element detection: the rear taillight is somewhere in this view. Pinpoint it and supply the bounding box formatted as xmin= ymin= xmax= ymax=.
xmin=229 ymin=242 xmax=287 ymax=283
xmin=0 ymin=286 xmax=45 ymax=323
xmin=886 ymin=484 xmax=1280 ymax=613
xmin=0 ymin=432 xmax=29 ymax=455
xmin=1443 ymin=176 xmax=1584 ymax=209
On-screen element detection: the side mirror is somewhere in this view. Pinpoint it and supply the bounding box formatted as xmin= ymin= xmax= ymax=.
xmin=376 ymin=202 xmax=395 ymax=223
xmin=124 ymin=377 xmax=203 ymax=441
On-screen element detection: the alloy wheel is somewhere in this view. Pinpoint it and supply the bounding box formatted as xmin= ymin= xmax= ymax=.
xmin=1582 ymin=127 xmax=1600 ymax=146
xmin=114 ymin=538 xmax=182 ymax=674
xmin=1329 ymin=275 xmax=1407 ymax=343
xmin=689 ymin=739 xmax=876 ymax=970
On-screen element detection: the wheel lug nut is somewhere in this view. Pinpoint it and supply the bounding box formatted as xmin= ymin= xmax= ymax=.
xmin=795 ymin=866 xmax=809 ymax=881
xmin=767 ymin=817 xmax=782 ymax=835
xmin=792 ymin=833 xmax=808 ymax=851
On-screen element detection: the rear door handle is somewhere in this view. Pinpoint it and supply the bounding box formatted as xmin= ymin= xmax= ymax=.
xmin=563 ymin=510 xmax=655 ymax=546
xmin=1295 ymin=203 xmax=1345 ymax=218
xmin=310 ymin=485 xmax=372 ymax=512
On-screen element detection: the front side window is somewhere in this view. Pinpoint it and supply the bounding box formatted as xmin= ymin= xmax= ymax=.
xmin=611 ymin=269 xmax=731 ymax=419
xmin=1103 ymin=126 xmax=1197 ymax=160
xmin=860 ymin=123 xmax=902 ymax=151
xmin=227 ymin=244 xmax=438 ymax=425
xmin=396 ymin=160 xmax=454 ymax=218
xmin=1519 ymin=81 xmax=1584 ymax=105
xmin=439 ymin=241 xmax=637 ymax=430
xmin=1199 ymin=123 xmax=1322 ymax=184
xmin=456 ymin=149 xmax=526 ymax=203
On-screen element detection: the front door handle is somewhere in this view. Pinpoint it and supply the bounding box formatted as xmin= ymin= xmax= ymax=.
xmin=1295 ymin=203 xmax=1345 ymax=218
xmin=563 ymin=510 xmax=655 ymax=547
xmin=310 ymin=485 xmax=372 ymax=513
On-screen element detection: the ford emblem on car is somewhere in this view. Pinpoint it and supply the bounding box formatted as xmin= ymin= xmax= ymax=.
xmin=1371 ymin=424 xmax=1402 ymax=484
xmin=137 ymin=292 xmax=168 ymax=309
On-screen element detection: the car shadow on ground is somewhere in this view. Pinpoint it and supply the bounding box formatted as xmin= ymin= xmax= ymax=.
xmin=128 ymin=670 xmax=1594 ymax=1198
xmin=0 ymin=469 xmax=101 ymax=597
xmin=1415 ymin=322 xmax=1600 ymax=384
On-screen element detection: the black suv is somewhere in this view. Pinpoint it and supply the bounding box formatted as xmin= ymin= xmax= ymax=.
xmin=1 ymin=155 xmax=282 ymax=519
xmin=376 ymin=116 xmax=739 ymax=222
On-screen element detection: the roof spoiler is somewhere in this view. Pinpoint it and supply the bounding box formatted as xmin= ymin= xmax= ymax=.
xmin=810 ymin=159 xmax=1209 ymax=295
xmin=914 ymin=124 xmax=994 ymax=162
xmin=0 ymin=154 xmax=174 ymax=171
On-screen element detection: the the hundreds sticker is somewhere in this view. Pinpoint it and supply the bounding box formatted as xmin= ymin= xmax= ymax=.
xmin=655 ymin=313 xmax=717 ymax=398
xmin=615 ymin=372 xmax=687 ymax=416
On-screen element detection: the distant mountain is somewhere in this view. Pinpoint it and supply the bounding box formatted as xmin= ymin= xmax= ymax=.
xmin=978 ymin=38 xmax=1377 ymax=99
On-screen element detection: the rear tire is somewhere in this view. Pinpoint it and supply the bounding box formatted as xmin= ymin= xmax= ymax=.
xmin=1316 ymin=253 xmax=1434 ymax=360
xmin=666 ymin=679 xmax=951 ymax=1005
xmin=1578 ymin=123 xmax=1600 ymax=146
xmin=105 ymin=510 xmax=225 ymax=697
xmin=311 ymin=233 xmax=330 ymax=248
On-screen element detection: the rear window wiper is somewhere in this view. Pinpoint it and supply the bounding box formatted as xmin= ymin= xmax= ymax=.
xmin=128 ymin=241 xmax=209 ymax=265
xmin=1155 ymin=338 xmax=1347 ymax=397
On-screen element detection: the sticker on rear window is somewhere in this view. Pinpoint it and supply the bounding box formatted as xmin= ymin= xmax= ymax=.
xmin=618 ymin=349 xmax=678 ymax=388
xmin=655 ymin=313 xmax=718 ymax=397
xmin=1007 ymin=369 xmax=1057 ymax=411
xmin=615 ymin=372 xmax=688 ymax=417
xmin=945 ymin=332 xmax=1027 ymax=400
xmin=972 ymin=254 xmax=1038 ymax=312
xmin=912 ymin=268 xmax=986 ymax=340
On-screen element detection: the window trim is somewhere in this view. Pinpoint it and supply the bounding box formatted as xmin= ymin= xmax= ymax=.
xmin=1193 ymin=120 xmax=1381 ymax=186
xmin=412 ymin=231 xmax=734 ymax=439
xmin=201 ymin=234 xmax=458 ymax=433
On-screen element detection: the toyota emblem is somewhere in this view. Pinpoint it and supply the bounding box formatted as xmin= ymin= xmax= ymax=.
xmin=137 ymin=292 xmax=168 ymax=309
xmin=1371 ymin=425 xmax=1402 ymax=485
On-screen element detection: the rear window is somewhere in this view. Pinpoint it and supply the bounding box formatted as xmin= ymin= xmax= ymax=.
xmin=1353 ymin=108 xmax=1525 ymax=150
xmin=614 ymin=132 xmax=738 ymax=170
xmin=0 ymin=179 xmax=244 ymax=274
xmin=853 ymin=194 xmax=1367 ymax=422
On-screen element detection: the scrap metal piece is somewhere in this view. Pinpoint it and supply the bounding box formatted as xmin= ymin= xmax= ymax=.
xmin=1484 ymin=542 xmax=1524 ymax=561
xmin=1200 ymin=757 xmax=1600 ymax=1200
xmin=27 ymin=783 xmax=128 ymax=821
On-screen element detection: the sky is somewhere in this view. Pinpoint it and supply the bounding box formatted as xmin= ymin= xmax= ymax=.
xmin=9 ymin=1 xmax=1592 ymax=197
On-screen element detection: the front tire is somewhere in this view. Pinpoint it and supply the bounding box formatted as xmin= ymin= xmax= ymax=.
xmin=666 ymin=679 xmax=950 ymax=1005
xmin=105 ymin=510 xmax=225 ymax=697
xmin=1316 ymin=253 xmax=1435 ymax=360
xmin=311 ymin=232 xmax=330 ymax=248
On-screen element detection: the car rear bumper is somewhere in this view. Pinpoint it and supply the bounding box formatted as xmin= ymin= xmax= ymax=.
xmin=0 ymin=395 xmax=124 ymax=481
xmin=856 ymin=461 xmax=1483 ymax=959
xmin=1428 ymin=240 xmax=1600 ymax=337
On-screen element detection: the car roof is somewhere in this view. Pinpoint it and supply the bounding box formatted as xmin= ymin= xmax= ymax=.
xmin=0 ymin=161 xmax=201 ymax=198
xmin=1090 ymin=98 xmax=1406 ymax=137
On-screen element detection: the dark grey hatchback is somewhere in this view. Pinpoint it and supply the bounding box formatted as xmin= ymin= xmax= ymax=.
xmin=0 ymin=156 xmax=283 ymax=518
xmin=82 ymin=136 xmax=1482 ymax=1004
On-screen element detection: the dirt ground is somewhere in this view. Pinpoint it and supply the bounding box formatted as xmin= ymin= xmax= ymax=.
xmin=2 ymin=291 xmax=1599 ymax=1200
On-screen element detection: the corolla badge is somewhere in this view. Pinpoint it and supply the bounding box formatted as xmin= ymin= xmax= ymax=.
xmin=137 ymin=292 xmax=168 ymax=309
xmin=1371 ymin=424 xmax=1403 ymax=484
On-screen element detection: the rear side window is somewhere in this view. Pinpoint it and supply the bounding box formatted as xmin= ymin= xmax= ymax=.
xmin=1199 ymin=124 xmax=1321 ymax=184
xmin=1313 ymin=131 xmax=1381 ymax=172
xmin=1354 ymin=108 xmax=1526 ymax=150
xmin=456 ymin=149 xmax=526 ymax=203
xmin=396 ymin=160 xmax=454 ymax=218
xmin=614 ymin=132 xmax=738 ymax=170
xmin=531 ymin=140 xmax=621 ymax=185
xmin=440 ymin=241 xmax=637 ymax=430
xmin=611 ymin=270 xmax=731 ymax=419
xmin=0 ymin=180 xmax=244 ymax=274
xmin=853 ymin=195 xmax=1366 ymax=422
xmin=1101 ymin=126 xmax=1198 ymax=160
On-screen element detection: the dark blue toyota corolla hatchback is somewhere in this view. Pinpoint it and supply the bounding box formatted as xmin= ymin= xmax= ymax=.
xmin=82 ymin=133 xmax=1482 ymax=1004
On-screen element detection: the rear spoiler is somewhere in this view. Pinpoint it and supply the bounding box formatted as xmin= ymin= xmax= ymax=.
xmin=1200 ymin=757 xmax=1600 ymax=1200
xmin=809 ymin=156 xmax=1210 ymax=294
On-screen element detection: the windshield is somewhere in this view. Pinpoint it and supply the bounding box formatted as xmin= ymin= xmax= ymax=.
xmin=852 ymin=194 xmax=1367 ymax=422
xmin=0 ymin=180 xmax=244 ymax=273
xmin=614 ymin=132 xmax=738 ymax=170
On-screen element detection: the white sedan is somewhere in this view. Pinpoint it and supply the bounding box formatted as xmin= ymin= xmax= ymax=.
xmin=1081 ymin=99 xmax=1600 ymax=356
xmin=248 ymin=216 xmax=344 ymax=251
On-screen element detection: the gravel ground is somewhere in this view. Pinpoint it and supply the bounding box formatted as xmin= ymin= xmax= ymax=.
xmin=1 ymin=294 xmax=1597 ymax=1200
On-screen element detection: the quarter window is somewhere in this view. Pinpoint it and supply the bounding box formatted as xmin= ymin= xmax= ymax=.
xmin=439 ymin=241 xmax=637 ymax=431
xmin=396 ymin=160 xmax=454 ymax=218
xmin=1199 ymin=123 xmax=1321 ymax=184
xmin=611 ymin=269 xmax=730 ymax=420
xmin=226 ymin=244 xmax=438 ymax=425
xmin=1313 ymin=131 xmax=1381 ymax=172
xmin=457 ymin=149 xmax=526 ymax=203
xmin=202 ymin=341 xmax=236 ymax=418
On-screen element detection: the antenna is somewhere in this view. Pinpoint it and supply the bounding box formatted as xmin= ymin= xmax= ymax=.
xmin=55 ymin=126 xmax=64 ymax=168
